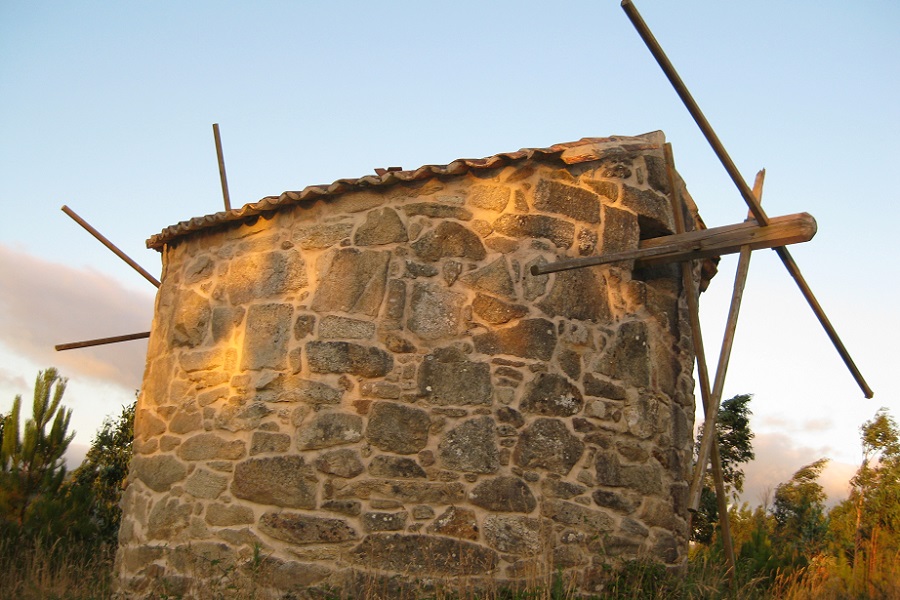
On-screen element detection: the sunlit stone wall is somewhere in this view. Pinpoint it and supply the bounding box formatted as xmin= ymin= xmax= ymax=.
xmin=117 ymin=132 xmax=705 ymax=597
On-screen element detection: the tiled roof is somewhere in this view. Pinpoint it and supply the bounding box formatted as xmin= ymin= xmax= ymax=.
xmin=146 ymin=132 xmax=666 ymax=250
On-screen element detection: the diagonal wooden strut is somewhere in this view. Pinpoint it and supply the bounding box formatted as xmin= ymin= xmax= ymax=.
xmin=61 ymin=205 xmax=161 ymax=288
xmin=689 ymin=175 xmax=761 ymax=518
xmin=621 ymin=0 xmax=872 ymax=399
xmin=665 ymin=144 xmax=738 ymax=576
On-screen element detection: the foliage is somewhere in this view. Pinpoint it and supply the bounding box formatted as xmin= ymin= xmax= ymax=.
xmin=772 ymin=458 xmax=830 ymax=567
xmin=827 ymin=407 xmax=900 ymax=597
xmin=0 ymin=368 xmax=75 ymax=535
xmin=71 ymin=400 xmax=136 ymax=542
xmin=692 ymin=394 xmax=756 ymax=543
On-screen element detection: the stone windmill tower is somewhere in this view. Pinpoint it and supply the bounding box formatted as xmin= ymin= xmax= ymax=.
xmin=114 ymin=131 xmax=718 ymax=597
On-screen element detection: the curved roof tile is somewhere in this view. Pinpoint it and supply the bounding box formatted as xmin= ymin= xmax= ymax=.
xmin=147 ymin=132 xmax=665 ymax=250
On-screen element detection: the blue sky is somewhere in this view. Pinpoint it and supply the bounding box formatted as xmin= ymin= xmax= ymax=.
xmin=1 ymin=1 xmax=897 ymax=504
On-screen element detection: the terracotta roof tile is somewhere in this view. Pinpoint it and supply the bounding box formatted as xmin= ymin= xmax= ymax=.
xmin=146 ymin=132 xmax=665 ymax=250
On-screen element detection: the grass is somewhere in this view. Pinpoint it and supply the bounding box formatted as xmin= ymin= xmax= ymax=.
xmin=2 ymin=537 xmax=898 ymax=600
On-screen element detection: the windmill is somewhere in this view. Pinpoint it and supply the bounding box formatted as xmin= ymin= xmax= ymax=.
xmin=54 ymin=1 xmax=872 ymax=577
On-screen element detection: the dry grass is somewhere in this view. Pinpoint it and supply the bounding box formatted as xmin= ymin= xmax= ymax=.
xmin=2 ymin=539 xmax=898 ymax=600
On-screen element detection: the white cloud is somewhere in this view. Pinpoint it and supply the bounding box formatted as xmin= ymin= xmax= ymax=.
xmin=739 ymin=431 xmax=857 ymax=508
xmin=0 ymin=243 xmax=154 ymax=391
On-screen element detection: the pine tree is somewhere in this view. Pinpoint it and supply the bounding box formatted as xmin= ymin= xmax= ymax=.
xmin=0 ymin=368 xmax=75 ymax=530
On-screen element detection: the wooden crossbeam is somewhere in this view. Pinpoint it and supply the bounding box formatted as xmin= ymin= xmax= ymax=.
xmin=531 ymin=212 xmax=816 ymax=276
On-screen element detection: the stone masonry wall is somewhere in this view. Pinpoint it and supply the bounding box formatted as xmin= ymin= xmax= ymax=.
xmin=117 ymin=133 xmax=702 ymax=598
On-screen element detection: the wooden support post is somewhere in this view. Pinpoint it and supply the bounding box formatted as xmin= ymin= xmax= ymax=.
xmin=213 ymin=123 xmax=232 ymax=212
xmin=621 ymin=0 xmax=872 ymax=399
xmin=55 ymin=331 xmax=151 ymax=351
xmin=689 ymin=171 xmax=764 ymax=515
xmin=61 ymin=205 xmax=161 ymax=288
xmin=664 ymin=144 xmax=736 ymax=578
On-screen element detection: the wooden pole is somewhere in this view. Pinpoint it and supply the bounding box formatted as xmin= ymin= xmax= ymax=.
xmin=55 ymin=331 xmax=151 ymax=351
xmin=690 ymin=171 xmax=764 ymax=514
xmin=213 ymin=123 xmax=232 ymax=212
xmin=530 ymin=211 xmax=815 ymax=276
xmin=663 ymin=144 xmax=736 ymax=577
xmin=621 ymin=0 xmax=873 ymax=399
xmin=61 ymin=205 xmax=161 ymax=288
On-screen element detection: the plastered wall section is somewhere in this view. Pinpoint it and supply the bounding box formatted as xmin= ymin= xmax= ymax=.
xmin=117 ymin=139 xmax=701 ymax=596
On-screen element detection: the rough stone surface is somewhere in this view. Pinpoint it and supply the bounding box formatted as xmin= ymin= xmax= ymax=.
xmin=411 ymin=222 xmax=486 ymax=262
xmin=471 ymin=293 xmax=528 ymax=325
xmin=258 ymin=511 xmax=358 ymax=545
xmin=205 ymin=503 xmax=255 ymax=526
xmin=418 ymin=348 xmax=492 ymax=406
xmin=483 ymin=515 xmax=542 ymax=554
xmin=315 ymin=448 xmax=365 ymax=478
xmin=131 ymin=455 xmax=188 ymax=492
xmin=362 ymin=511 xmax=408 ymax=532
xmin=147 ymin=497 xmax=191 ymax=540
xmin=184 ymin=468 xmax=228 ymax=499
xmin=349 ymin=534 xmax=497 ymax=575
xmin=426 ymin=506 xmax=479 ymax=540
xmin=513 ymin=418 xmax=585 ymax=475
xmin=368 ymin=455 xmax=426 ymax=479
xmin=354 ymin=207 xmax=408 ymax=246
xmin=310 ymin=249 xmax=390 ymax=316
xmin=492 ymin=214 xmax=574 ymax=248
xmin=407 ymin=282 xmax=465 ymax=340
xmin=318 ymin=315 xmax=376 ymax=340
xmin=520 ymin=373 xmax=584 ymax=416
xmin=336 ymin=480 xmax=465 ymax=504
xmin=232 ymin=456 xmax=318 ymax=508
xmin=473 ymin=318 xmax=557 ymax=361
xmin=366 ymin=402 xmax=430 ymax=454
xmin=438 ymin=416 xmax=499 ymax=474
xmin=459 ymin=257 xmax=515 ymax=298
xmin=306 ymin=341 xmax=393 ymax=378
xmin=469 ymin=476 xmax=537 ymax=513
xmin=297 ymin=412 xmax=364 ymax=450
xmin=538 ymin=268 xmax=611 ymax=323
xmin=241 ymin=303 xmax=293 ymax=370
xmin=225 ymin=251 xmax=307 ymax=306
xmin=176 ymin=434 xmax=246 ymax=461
xmin=468 ymin=185 xmax=510 ymax=212
xmin=250 ymin=432 xmax=291 ymax=456
xmin=533 ymin=180 xmax=600 ymax=224
xmin=597 ymin=321 xmax=651 ymax=388
xmin=542 ymin=499 xmax=614 ymax=533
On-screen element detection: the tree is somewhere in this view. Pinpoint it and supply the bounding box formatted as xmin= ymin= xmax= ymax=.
xmin=71 ymin=400 xmax=135 ymax=542
xmin=772 ymin=457 xmax=829 ymax=566
xmin=837 ymin=408 xmax=900 ymax=593
xmin=691 ymin=393 xmax=756 ymax=543
xmin=0 ymin=368 xmax=74 ymax=530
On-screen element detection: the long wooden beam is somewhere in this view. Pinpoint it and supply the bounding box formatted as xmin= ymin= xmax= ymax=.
xmin=55 ymin=331 xmax=151 ymax=351
xmin=621 ymin=0 xmax=873 ymax=399
xmin=61 ymin=205 xmax=161 ymax=288
xmin=530 ymin=212 xmax=815 ymax=276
